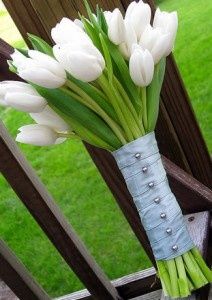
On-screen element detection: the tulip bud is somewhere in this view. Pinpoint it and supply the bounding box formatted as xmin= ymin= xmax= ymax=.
xmin=139 ymin=25 xmax=170 ymax=64
xmin=153 ymin=8 xmax=178 ymax=55
xmin=0 ymin=80 xmax=47 ymax=112
xmin=129 ymin=46 xmax=154 ymax=87
xmin=51 ymin=17 xmax=90 ymax=44
xmin=106 ymin=8 xmax=125 ymax=45
xmin=125 ymin=0 xmax=151 ymax=40
xmin=30 ymin=105 xmax=69 ymax=132
xmin=119 ymin=20 xmax=137 ymax=59
xmin=53 ymin=42 xmax=105 ymax=82
xmin=11 ymin=50 xmax=66 ymax=89
xmin=16 ymin=124 xmax=63 ymax=146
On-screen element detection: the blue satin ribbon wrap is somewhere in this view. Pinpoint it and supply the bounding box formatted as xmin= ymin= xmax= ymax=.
xmin=112 ymin=132 xmax=194 ymax=260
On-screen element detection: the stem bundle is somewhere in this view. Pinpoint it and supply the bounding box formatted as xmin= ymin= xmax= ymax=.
xmin=157 ymin=247 xmax=212 ymax=298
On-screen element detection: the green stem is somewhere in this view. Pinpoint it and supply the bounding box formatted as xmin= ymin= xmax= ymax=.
xmin=166 ymin=259 xmax=180 ymax=297
xmin=156 ymin=260 xmax=172 ymax=297
xmin=175 ymin=256 xmax=190 ymax=297
xmin=97 ymin=75 xmax=134 ymax=142
xmin=110 ymin=83 xmax=141 ymax=139
xmin=183 ymin=251 xmax=206 ymax=289
xmin=68 ymin=116 xmax=115 ymax=151
xmin=113 ymin=75 xmax=145 ymax=135
xmin=57 ymin=131 xmax=80 ymax=139
xmin=141 ymin=87 xmax=148 ymax=131
xmin=64 ymin=81 xmax=127 ymax=145
xmin=191 ymin=247 xmax=212 ymax=281
xmin=188 ymin=251 xmax=208 ymax=283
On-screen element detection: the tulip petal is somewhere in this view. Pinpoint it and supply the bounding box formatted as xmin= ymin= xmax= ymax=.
xmin=19 ymin=68 xmax=66 ymax=89
xmin=30 ymin=105 xmax=69 ymax=131
xmin=5 ymin=92 xmax=47 ymax=113
xmin=16 ymin=124 xmax=58 ymax=146
xmin=28 ymin=50 xmax=66 ymax=79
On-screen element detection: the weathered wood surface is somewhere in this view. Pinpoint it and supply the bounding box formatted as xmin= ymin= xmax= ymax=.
xmin=0 ymin=122 xmax=122 ymax=300
xmin=0 ymin=240 xmax=50 ymax=300
xmin=0 ymin=280 xmax=18 ymax=300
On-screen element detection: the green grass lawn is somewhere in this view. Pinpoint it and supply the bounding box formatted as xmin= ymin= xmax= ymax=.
xmin=0 ymin=0 xmax=211 ymax=298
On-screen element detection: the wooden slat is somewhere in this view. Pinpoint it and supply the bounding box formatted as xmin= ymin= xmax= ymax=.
xmin=163 ymin=157 xmax=212 ymax=214
xmin=56 ymin=267 xmax=159 ymax=300
xmin=0 ymin=280 xmax=18 ymax=300
xmin=0 ymin=239 xmax=50 ymax=300
xmin=0 ymin=122 xmax=122 ymax=300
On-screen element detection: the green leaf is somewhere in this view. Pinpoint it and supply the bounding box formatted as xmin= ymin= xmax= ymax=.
xmin=100 ymin=8 xmax=108 ymax=34
xmin=67 ymin=74 xmax=118 ymax=122
xmin=27 ymin=33 xmax=53 ymax=57
xmin=81 ymin=17 xmax=102 ymax=50
xmin=7 ymin=60 xmax=17 ymax=73
xmin=99 ymin=33 xmax=113 ymax=83
xmin=147 ymin=58 xmax=166 ymax=132
xmin=96 ymin=6 xmax=108 ymax=34
xmin=16 ymin=48 xmax=28 ymax=56
xmin=33 ymin=85 xmax=121 ymax=149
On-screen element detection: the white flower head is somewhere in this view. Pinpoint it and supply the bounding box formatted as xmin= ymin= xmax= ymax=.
xmin=129 ymin=46 xmax=154 ymax=87
xmin=11 ymin=50 xmax=66 ymax=89
xmin=53 ymin=42 xmax=105 ymax=82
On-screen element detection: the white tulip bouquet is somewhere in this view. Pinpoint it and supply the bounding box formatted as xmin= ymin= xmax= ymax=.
xmin=1 ymin=0 xmax=211 ymax=298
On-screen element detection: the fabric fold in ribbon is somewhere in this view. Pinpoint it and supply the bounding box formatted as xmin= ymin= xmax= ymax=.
xmin=112 ymin=131 xmax=194 ymax=260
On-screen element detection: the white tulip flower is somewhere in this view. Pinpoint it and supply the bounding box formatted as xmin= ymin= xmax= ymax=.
xmin=0 ymin=81 xmax=47 ymax=112
xmin=53 ymin=42 xmax=105 ymax=82
xmin=11 ymin=50 xmax=66 ymax=89
xmin=104 ymin=11 xmax=112 ymax=23
xmin=119 ymin=20 xmax=137 ymax=59
xmin=16 ymin=124 xmax=63 ymax=146
xmin=139 ymin=25 xmax=170 ymax=64
xmin=107 ymin=8 xmax=125 ymax=45
xmin=51 ymin=17 xmax=90 ymax=44
xmin=129 ymin=46 xmax=154 ymax=87
xmin=125 ymin=0 xmax=151 ymax=40
xmin=153 ymin=8 xmax=178 ymax=55
xmin=30 ymin=105 xmax=69 ymax=132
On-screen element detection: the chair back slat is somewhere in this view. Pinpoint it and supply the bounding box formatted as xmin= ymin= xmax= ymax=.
xmin=0 ymin=239 xmax=51 ymax=300
xmin=0 ymin=122 xmax=122 ymax=300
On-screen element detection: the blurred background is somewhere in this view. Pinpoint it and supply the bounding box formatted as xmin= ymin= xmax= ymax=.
xmin=0 ymin=0 xmax=211 ymax=297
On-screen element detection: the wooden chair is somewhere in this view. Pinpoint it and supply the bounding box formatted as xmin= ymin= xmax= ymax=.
xmin=0 ymin=0 xmax=211 ymax=299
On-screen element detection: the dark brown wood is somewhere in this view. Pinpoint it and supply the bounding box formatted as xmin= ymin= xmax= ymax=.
xmin=0 ymin=122 xmax=122 ymax=300
xmin=0 ymin=39 xmax=20 ymax=81
xmin=163 ymin=157 xmax=212 ymax=213
xmin=0 ymin=239 xmax=50 ymax=300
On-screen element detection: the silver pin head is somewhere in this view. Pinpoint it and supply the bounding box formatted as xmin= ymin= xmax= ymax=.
xmin=160 ymin=212 xmax=166 ymax=219
xmin=135 ymin=153 xmax=141 ymax=159
xmin=172 ymin=245 xmax=178 ymax=251
xmin=154 ymin=197 xmax=160 ymax=204
xmin=142 ymin=166 xmax=148 ymax=173
xmin=166 ymin=228 xmax=172 ymax=234
xmin=148 ymin=182 xmax=154 ymax=188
